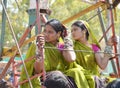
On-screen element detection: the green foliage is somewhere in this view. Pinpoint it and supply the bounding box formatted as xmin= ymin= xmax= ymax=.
xmin=1 ymin=1 xmax=28 ymax=47
xmin=21 ymin=0 xmax=29 ymax=6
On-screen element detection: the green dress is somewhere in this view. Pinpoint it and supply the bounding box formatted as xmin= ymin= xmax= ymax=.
xmin=73 ymin=20 xmax=101 ymax=76
xmin=74 ymin=41 xmax=99 ymax=75
xmin=20 ymin=43 xmax=40 ymax=88
xmin=20 ymin=42 xmax=94 ymax=88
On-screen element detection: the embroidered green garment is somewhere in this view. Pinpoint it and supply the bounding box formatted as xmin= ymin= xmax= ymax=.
xmin=73 ymin=20 xmax=100 ymax=76
xmin=20 ymin=42 xmax=94 ymax=88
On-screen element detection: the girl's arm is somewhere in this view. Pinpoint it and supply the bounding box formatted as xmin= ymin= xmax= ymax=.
xmin=34 ymin=34 xmax=45 ymax=74
xmin=95 ymin=36 xmax=117 ymax=69
xmin=62 ymin=37 xmax=76 ymax=63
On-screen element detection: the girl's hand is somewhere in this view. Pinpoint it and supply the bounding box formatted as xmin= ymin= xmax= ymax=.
xmin=107 ymin=36 xmax=117 ymax=46
xmin=36 ymin=34 xmax=45 ymax=49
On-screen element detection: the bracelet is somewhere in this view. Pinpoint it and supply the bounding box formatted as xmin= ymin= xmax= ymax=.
xmin=104 ymin=46 xmax=112 ymax=54
xmin=64 ymin=43 xmax=73 ymax=49
xmin=36 ymin=53 xmax=42 ymax=62
xmin=36 ymin=57 xmax=42 ymax=62
xmin=104 ymin=46 xmax=112 ymax=58
xmin=36 ymin=58 xmax=42 ymax=62
xmin=64 ymin=37 xmax=73 ymax=49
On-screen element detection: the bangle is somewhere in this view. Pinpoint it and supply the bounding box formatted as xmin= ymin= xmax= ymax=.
xmin=36 ymin=53 xmax=42 ymax=62
xmin=104 ymin=46 xmax=112 ymax=58
xmin=104 ymin=46 xmax=112 ymax=54
xmin=64 ymin=37 xmax=73 ymax=49
xmin=36 ymin=58 xmax=42 ymax=62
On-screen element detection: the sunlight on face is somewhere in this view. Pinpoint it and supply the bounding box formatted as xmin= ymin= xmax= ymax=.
xmin=43 ymin=25 xmax=58 ymax=44
xmin=71 ymin=25 xmax=84 ymax=40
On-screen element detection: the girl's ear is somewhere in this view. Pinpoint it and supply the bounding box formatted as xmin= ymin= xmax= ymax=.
xmin=82 ymin=30 xmax=86 ymax=34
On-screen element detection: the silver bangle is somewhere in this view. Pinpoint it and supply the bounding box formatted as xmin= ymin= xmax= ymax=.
xmin=36 ymin=53 xmax=42 ymax=62
xmin=64 ymin=37 xmax=73 ymax=49
xmin=104 ymin=46 xmax=112 ymax=58
xmin=36 ymin=58 xmax=42 ymax=62
xmin=104 ymin=46 xmax=112 ymax=54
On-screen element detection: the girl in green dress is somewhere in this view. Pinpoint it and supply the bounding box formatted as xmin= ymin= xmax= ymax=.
xmin=71 ymin=20 xmax=115 ymax=76
xmin=20 ymin=19 xmax=93 ymax=88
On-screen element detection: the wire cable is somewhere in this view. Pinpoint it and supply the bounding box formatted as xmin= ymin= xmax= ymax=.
xmin=44 ymin=46 xmax=120 ymax=56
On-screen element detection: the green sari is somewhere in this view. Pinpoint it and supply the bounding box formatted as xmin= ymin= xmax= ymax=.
xmin=73 ymin=20 xmax=100 ymax=76
xmin=45 ymin=43 xmax=94 ymax=88
xmin=20 ymin=42 xmax=94 ymax=88
xmin=74 ymin=21 xmax=100 ymax=76
xmin=20 ymin=43 xmax=41 ymax=88
xmin=74 ymin=41 xmax=99 ymax=75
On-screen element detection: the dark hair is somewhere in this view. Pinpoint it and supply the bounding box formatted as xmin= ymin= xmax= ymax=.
xmin=44 ymin=71 xmax=71 ymax=88
xmin=0 ymin=79 xmax=7 ymax=88
xmin=71 ymin=21 xmax=89 ymax=40
xmin=106 ymin=79 xmax=120 ymax=88
xmin=45 ymin=19 xmax=67 ymax=38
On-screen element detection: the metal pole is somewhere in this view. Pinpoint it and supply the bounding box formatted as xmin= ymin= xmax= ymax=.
xmin=97 ymin=7 xmax=107 ymax=43
xmin=109 ymin=0 xmax=120 ymax=77
xmin=98 ymin=7 xmax=117 ymax=75
xmin=0 ymin=0 xmax=7 ymax=57
xmin=36 ymin=0 xmax=46 ymax=87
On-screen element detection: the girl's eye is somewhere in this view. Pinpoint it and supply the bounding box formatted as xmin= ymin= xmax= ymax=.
xmin=48 ymin=31 xmax=53 ymax=34
xmin=71 ymin=28 xmax=77 ymax=32
xmin=44 ymin=30 xmax=54 ymax=34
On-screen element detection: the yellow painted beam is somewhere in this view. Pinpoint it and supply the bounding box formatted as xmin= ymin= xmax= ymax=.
xmin=2 ymin=36 xmax=35 ymax=57
xmin=62 ymin=1 xmax=105 ymax=24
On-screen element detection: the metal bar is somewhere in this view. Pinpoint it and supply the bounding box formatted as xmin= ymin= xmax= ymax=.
xmin=109 ymin=1 xmax=120 ymax=77
xmin=36 ymin=0 xmax=41 ymax=34
xmin=0 ymin=0 xmax=7 ymax=57
xmin=99 ymin=24 xmax=112 ymax=42
xmin=62 ymin=1 xmax=105 ymax=24
xmin=14 ymin=56 xmax=35 ymax=67
xmin=18 ymin=23 xmax=36 ymax=47
xmin=13 ymin=60 xmax=18 ymax=87
xmin=36 ymin=0 xmax=46 ymax=86
xmin=97 ymin=7 xmax=107 ymax=43
xmin=0 ymin=53 xmax=16 ymax=80
xmin=86 ymin=9 xmax=104 ymax=22
xmin=17 ymin=73 xmax=42 ymax=86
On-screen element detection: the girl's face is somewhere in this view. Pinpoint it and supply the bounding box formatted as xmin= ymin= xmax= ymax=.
xmin=71 ymin=25 xmax=84 ymax=40
xmin=44 ymin=25 xmax=60 ymax=44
